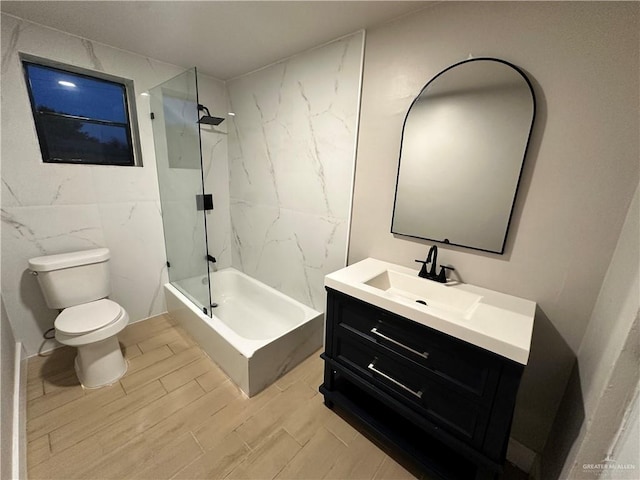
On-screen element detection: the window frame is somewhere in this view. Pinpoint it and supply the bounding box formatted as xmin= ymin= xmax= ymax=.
xmin=20 ymin=54 xmax=143 ymax=167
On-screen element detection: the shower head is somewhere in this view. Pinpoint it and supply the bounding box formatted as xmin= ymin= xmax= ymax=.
xmin=197 ymin=104 xmax=225 ymax=126
xmin=198 ymin=115 xmax=225 ymax=126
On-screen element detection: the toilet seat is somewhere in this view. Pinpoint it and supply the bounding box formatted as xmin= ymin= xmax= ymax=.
xmin=56 ymin=299 xmax=124 ymax=335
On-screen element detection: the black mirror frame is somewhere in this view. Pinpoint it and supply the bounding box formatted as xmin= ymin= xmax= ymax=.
xmin=390 ymin=57 xmax=536 ymax=254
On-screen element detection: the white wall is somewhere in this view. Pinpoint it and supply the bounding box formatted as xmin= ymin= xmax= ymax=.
xmin=545 ymin=185 xmax=639 ymax=479
xmin=575 ymin=184 xmax=639 ymax=441
xmin=602 ymin=384 xmax=640 ymax=479
xmin=350 ymin=1 xmax=639 ymax=455
xmin=0 ymin=14 xmax=221 ymax=355
xmin=1 ymin=297 xmax=17 ymax=479
xmin=226 ymin=32 xmax=364 ymax=311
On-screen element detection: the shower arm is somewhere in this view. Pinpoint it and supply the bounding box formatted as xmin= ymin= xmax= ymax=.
xmin=197 ymin=104 xmax=225 ymax=126
xmin=198 ymin=104 xmax=211 ymax=116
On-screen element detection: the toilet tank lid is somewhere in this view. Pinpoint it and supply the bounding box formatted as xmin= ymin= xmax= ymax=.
xmin=28 ymin=248 xmax=110 ymax=272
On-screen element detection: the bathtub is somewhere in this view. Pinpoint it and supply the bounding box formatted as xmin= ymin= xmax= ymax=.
xmin=164 ymin=267 xmax=324 ymax=397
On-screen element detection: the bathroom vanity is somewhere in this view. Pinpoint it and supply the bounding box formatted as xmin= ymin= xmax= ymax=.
xmin=320 ymin=258 xmax=535 ymax=480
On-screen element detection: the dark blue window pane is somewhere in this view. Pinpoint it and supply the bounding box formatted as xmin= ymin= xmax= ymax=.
xmin=25 ymin=63 xmax=127 ymax=123
xmin=39 ymin=116 xmax=132 ymax=165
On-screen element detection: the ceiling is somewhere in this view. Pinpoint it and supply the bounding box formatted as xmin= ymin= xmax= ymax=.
xmin=1 ymin=1 xmax=433 ymax=80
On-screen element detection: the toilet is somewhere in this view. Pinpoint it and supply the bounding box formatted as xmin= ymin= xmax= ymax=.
xmin=28 ymin=248 xmax=128 ymax=388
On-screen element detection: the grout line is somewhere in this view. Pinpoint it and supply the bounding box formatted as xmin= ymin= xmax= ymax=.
xmin=194 ymin=375 xmax=208 ymax=391
xmin=372 ymin=455 xmax=388 ymax=480
xmin=240 ymin=435 xmax=254 ymax=453
xmin=168 ymin=452 xmax=201 ymax=480
xmin=158 ymin=356 xmax=207 ymax=391
xmin=273 ymin=462 xmax=288 ymax=479
xmin=26 ymin=433 xmax=54 ymax=471
xmin=189 ymin=431 xmax=205 ymax=454
xmin=282 ymin=426 xmax=306 ymax=448
xmin=159 ymin=381 xmax=169 ymax=395
xmin=323 ymin=424 xmax=350 ymax=449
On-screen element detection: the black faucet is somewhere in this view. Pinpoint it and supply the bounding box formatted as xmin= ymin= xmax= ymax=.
xmin=415 ymin=245 xmax=438 ymax=279
xmin=415 ymin=245 xmax=455 ymax=283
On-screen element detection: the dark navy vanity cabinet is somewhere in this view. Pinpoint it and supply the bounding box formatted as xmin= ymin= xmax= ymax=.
xmin=320 ymin=289 xmax=524 ymax=480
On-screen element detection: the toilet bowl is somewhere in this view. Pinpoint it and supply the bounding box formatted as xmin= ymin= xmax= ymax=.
xmin=28 ymin=248 xmax=129 ymax=389
xmin=55 ymin=299 xmax=129 ymax=388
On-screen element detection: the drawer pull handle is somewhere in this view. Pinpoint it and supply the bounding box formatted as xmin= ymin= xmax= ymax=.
xmin=368 ymin=362 xmax=423 ymax=399
xmin=370 ymin=327 xmax=429 ymax=359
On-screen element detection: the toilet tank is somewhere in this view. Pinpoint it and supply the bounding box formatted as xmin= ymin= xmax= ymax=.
xmin=28 ymin=248 xmax=111 ymax=309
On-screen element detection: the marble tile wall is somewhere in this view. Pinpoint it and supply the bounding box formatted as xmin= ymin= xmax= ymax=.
xmin=0 ymin=14 xmax=225 ymax=355
xmin=226 ymin=32 xmax=364 ymax=311
xmin=1 ymin=12 xmax=360 ymax=354
xmin=198 ymin=75 xmax=232 ymax=271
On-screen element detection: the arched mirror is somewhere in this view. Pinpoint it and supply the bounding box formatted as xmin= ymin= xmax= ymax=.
xmin=391 ymin=58 xmax=535 ymax=254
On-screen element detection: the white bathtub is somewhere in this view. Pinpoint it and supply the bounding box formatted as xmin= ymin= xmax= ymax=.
xmin=164 ymin=267 xmax=324 ymax=397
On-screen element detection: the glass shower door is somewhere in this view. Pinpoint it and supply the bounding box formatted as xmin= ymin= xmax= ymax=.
xmin=150 ymin=68 xmax=211 ymax=315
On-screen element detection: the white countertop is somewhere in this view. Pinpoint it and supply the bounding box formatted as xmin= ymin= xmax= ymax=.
xmin=325 ymin=258 xmax=536 ymax=365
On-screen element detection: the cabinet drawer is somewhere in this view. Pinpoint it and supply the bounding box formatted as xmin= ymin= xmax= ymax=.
xmin=335 ymin=332 xmax=489 ymax=446
xmin=333 ymin=292 xmax=500 ymax=402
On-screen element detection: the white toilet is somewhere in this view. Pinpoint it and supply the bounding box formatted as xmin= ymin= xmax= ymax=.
xmin=28 ymin=248 xmax=128 ymax=388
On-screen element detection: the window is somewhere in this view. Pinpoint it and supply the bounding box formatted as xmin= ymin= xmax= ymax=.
xmin=22 ymin=57 xmax=141 ymax=166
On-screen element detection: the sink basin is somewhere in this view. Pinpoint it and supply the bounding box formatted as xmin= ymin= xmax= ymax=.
xmin=325 ymin=258 xmax=536 ymax=364
xmin=364 ymin=270 xmax=482 ymax=318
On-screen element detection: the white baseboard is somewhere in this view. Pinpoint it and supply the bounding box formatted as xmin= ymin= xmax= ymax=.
xmin=507 ymin=436 xmax=538 ymax=474
xmin=12 ymin=341 xmax=27 ymax=480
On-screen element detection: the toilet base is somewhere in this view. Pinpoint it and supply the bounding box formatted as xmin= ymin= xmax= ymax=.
xmin=74 ymin=335 xmax=127 ymax=389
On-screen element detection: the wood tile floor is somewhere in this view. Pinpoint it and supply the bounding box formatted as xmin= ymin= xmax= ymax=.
xmin=27 ymin=313 xmax=527 ymax=480
xmin=26 ymin=314 xmax=426 ymax=480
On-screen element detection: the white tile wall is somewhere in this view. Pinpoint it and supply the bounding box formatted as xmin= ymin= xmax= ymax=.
xmin=1 ymin=13 xmax=361 ymax=354
xmin=198 ymin=75 xmax=232 ymax=270
xmin=226 ymin=32 xmax=363 ymax=311
xmin=0 ymin=14 xmax=215 ymax=355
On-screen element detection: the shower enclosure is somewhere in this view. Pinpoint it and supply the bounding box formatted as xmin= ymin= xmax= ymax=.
xmin=149 ymin=67 xmax=324 ymax=396
xmin=149 ymin=67 xmax=212 ymax=315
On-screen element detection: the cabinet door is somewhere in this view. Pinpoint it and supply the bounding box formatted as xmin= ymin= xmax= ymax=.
xmin=335 ymin=330 xmax=490 ymax=447
xmin=331 ymin=290 xmax=501 ymax=404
